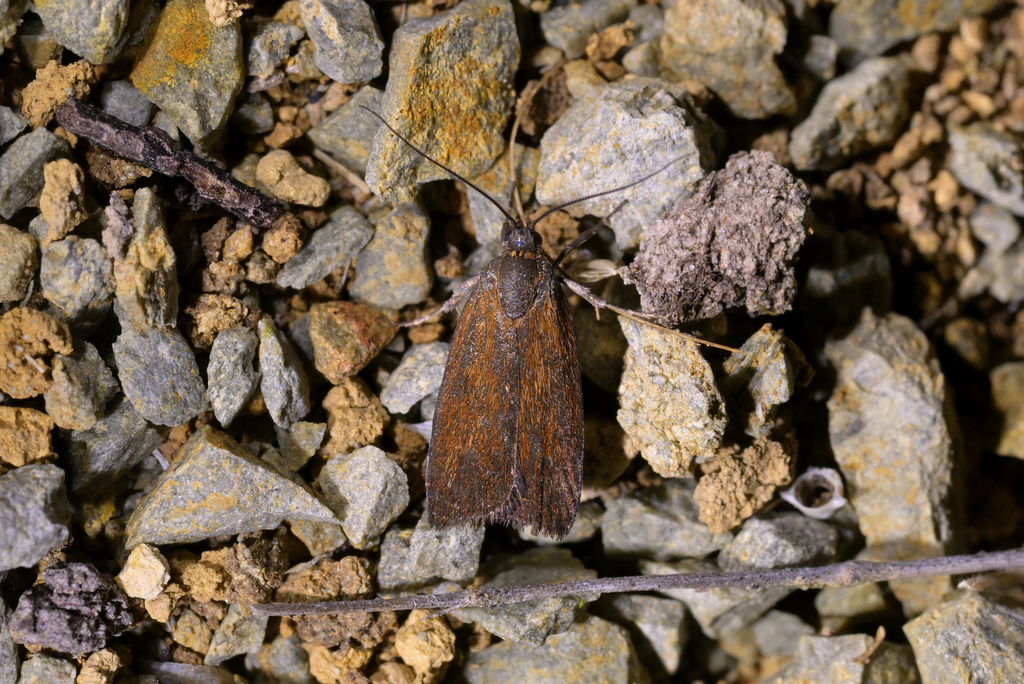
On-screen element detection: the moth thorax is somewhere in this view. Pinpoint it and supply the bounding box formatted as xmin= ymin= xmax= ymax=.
xmin=501 ymin=220 xmax=540 ymax=254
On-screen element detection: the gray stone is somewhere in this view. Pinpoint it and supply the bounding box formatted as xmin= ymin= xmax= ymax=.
xmin=522 ymin=499 xmax=604 ymax=545
xmin=718 ymin=513 xmax=838 ymax=572
xmin=40 ymin=236 xmax=114 ymax=325
xmin=602 ymin=479 xmax=732 ymax=560
xmin=379 ymin=341 xmax=448 ymax=414
xmin=9 ymin=13 xmax=62 ymax=72
xmin=829 ymin=0 xmax=1002 ymax=60
xmin=658 ymin=0 xmax=794 ymax=119
xmin=246 ymin=21 xmax=305 ymax=78
xmin=720 ymin=325 xmax=808 ymax=438
xmin=948 ymin=123 xmax=1024 ymax=217
xmin=14 ymin=654 xmax=76 ymax=683
xmin=204 ymin=603 xmax=268 ymax=666
xmin=257 ymin=634 xmax=313 ymax=684
xmin=230 ymin=92 xmax=275 ymax=135
xmin=617 ymin=319 xmax=727 ymax=478
xmin=299 ymin=0 xmax=382 ymax=83
xmin=596 ymin=594 xmax=687 ymax=675
xmin=350 ymin=200 xmax=433 ymax=309
xmin=0 ymin=129 xmax=68 ymax=220
xmin=306 ymin=86 xmax=382 ymax=174
xmin=790 ymin=56 xmax=911 ymax=171
xmin=34 ymin=0 xmax=149 ymax=64
xmin=991 ymin=362 xmax=1024 ymax=459
xmin=378 ymin=516 xmax=485 ymax=593
xmin=319 ymin=446 xmax=409 ymax=549
xmin=814 ymin=581 xmax=890 ymax=632
xmin=0 ymin=106 xmax=27 ymax=147
xmin=540 ymin=0 xmax=636 ymax=58
xmin=970 ymin=201 xmax=1020 ymax=255
xmin=258 ymin=319 xmax=311 ymax=428
xmin=751 ymin=610 xmax=814 ymax=657
xmin=129 ymin=0 xmax=244 ymax=147
xmin=452 ymin=547 xmax=598 ymax=646
xmin=465 ymin=143 xmax=540 ymax=245
xmin=826 ymin=309 xmax=962 ymax=614
xmin=208 ymin=327 xmax=261 ymax=427
xmin=365 ymin=0 xmax=519 ymax=202
xmin=43 ymin=339 xmax=118 ymax=431
xmin=0 ymin=465 xmax=72 ymax=572
xmin=65 ymin=395 xmax=166 ymax=494
xmin=288 ymin=518 xmax=346 ymax=556
xmin=772 ymin=634 xmax=920 ymax=684
xmin=960 ymin=244 xmax=1024 ymax=303
xmin=125 ymin=425 xmax=340 ymax=547
xmin=641 ymin=557 xmax=792 ymax=638
xmin=0 ymin=603 xmax=16 ymax=684
xmin=99 ymin=80 xmax=155 ymax=126
xmin=114 ymin=187 xmax=179 ymax=332
xmin=274 ymin=421 xmax=326 ymax=471
xmin=0 ymin=223 xmax=36 ymax=302
xmin=535 ymin=78 xmax=718 ymax=250
xmin=113 ymin=319 xmax=209 ymax=427
xmin=905 ymin=590 xmax=1024 ymax=684
xmin=804 ymin=34 xmax=838 ymax=81
xmin=276 ymin=204 xmax=373 ymax=290
xmin=462 ymin=614 xmax=647 ymax=683
xmin=628 ymin=3 xmax=663 ymax=43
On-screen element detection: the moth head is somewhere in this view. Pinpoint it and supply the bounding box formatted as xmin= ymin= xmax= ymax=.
xmin=501 ymin=219 xmax=540 ymax=253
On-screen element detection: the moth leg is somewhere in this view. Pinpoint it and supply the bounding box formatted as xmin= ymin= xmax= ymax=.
xmin=400 ymin=274 xmax=482 ymax=328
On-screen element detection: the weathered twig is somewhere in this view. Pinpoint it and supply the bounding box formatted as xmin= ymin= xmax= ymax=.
xmin=249 ymin=548 xmax=1024 ymax=616
xmin=54 ymin=97 xmax=284 ymax=227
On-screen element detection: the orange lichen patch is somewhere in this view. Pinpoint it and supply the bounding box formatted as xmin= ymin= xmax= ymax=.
xmin=21 ymin=59 xmax=96 ymax=128
xmin=135 ymin=0 xmax=213 ymax=78
xmin=0 ymin=307 xmax=73 ymax=399
xmin=0 ymin=406 xmax=56 ymax=468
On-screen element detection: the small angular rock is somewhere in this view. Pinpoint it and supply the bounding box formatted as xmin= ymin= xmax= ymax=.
xmin=379 ymin=341 xmax=448 ymax=414
xmin=40 ymin=236 xmax=115 ymax=328
xmin=947 ymin=123 xmax=1024 ymax=217
xmin=13 ymin=654 xmax=77 ymax=683
xmin=0 ymin=105 xmax=27 ymax=146
xmin=259 ymin=318 xmax=311 ymax=428
xmin=540 ymin=0 xmax=635 ymax=58
xmin=306 ymin=85 xmax=382 ymax=174
xmin=34 ymin=0 xmax=134 ymax=63
xmin=276 ymin=204 xmax=373 ymax=289
xmin=247 ymin=21 xmax=305 ymax=78
xmin=771 ymin=633 xmax=920 ymax=684
xmin=0 ymin=406 xmax=54 ymax=469
xmin=0 ymin=464 xmax=72 ymax=571
xmin=0 ymin=223 xmax=37 ymax=302
xmin=350 ymin=201 xmax=433 ymax=309
xmin=204 ymin=603 xmax=269 ymax=666
xmin=309 ymin=301 xmax=397 ymax=382
xmin=717 ymin=513 xmax=838 ymax=572
xmin=208 ymin=327 xmax=261 ymax=427
xmin=751 ymin=610 xmax=814 ymax=657
xmin=299 ymin=0 xmax=383 ymax=84
xmin=595 ymin=594 xmax=687 ymax=675
xmin=116 ymin=543 xmax=171 ymax=600
xmin=99 ymin=79 xmax=156 ymax=126
xmin=274 ymin=421 xmax=326 ymax=471
xmin=0 ymin=128 xmax=68 ymax=220
xmin=319 ymin=445 xmax=409 ymax=549
xmin=43 ymin=339 xmax=118 ymax=430
xmin=377 ymin=516 xmax=485 ymax=593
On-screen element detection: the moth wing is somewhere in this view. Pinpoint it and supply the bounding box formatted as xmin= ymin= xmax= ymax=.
xmin=504 ymin=269 xmax=584 ymax=538
xmin=427 ymin=275 xmax=520 ymax=526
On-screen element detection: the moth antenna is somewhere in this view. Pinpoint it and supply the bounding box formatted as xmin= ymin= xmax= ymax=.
xmin=361 ymin=106 xmax=519 ymax=225
xmin=533 ymin=154 xmax=687 ymax=225
xmin=553 ymin=199 xmax=628 ymax=267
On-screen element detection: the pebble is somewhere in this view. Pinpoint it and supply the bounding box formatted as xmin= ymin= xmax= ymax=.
xmin=256 ymin=634 xmax=314 ymax=684
xmin=309 ymin=300 xmax=397 ymax=382
xmin=379 ymin=341 xmax=448 ymax=414
xmin=208 ymin=327 xmax=261 ymax=427
xmin=522 ymin=498 xmax=604 ymax=545
xmin=990 ymin=362 xmax=1024 ymax=458
xmin=256 ymin=149 xmax=331 ymax=207
xmin=790 ymin=56 xmax=911 ymax=172
xmin=717 ymin=513 xmax=838 ymax=572
xmin=288 ymin=518 xmax=346 ymax=556
xmin=247 ymin=21 xmax=305 ymax=78
xmin=947 ymin=123 xmax=1024 ymax=217
xmin=34 ymin=0 xmax=132 ymax=63
xmin=43 ymin=339 xmax=118 ymax=430
xmin=306 ymin=85 xmax=383 ymax=174
xmin=0 ymin=105 xmax=27 ymax=146
xmin=803 ymin=34 xmax=838 ymax=81
xmin=0 ymin=406 xmax=54 ymax=470
xmin=299 ymin=0 xmax=383 ymax=84
xmin=40 ymin=236 xmax=114 ymax=331
xmin=826 ymin=309 xmax=961 ymax=614
xmin=230 ymin=92 xmax=275 ymax=135
xmin=594 ymin=594 xmax=687 ymax=675
xmin=0 ymin=223 xmax=37 ymax=301
xmin=65 ymin=395 xmax=167 ymax=494
xmin=658 ymin=0 xmax=794 ymax=119
xmin=350 ymin=200 xmax=433 ymax=309
xmin=377 ymin=516 xmax=485 ymax=593
xmin=535 ymin=77 xmax=719 ymax=250
xmin=114 ymin=188 xmax=180 ymax=332
xmin=461 ymin=613 xmax=646 ymax=682
xmin=628 ymin=3 xmax=663 ymax=43
xmin=321 ymin=376 xmax=390 ymax=457
xmin=540 ymin=0 xmax=635 ymax=58
xmin=465 ymin=143 xmax=540 ymax=245
xmin=11 ymin=16 xmax=64 ymax=72
xmin=969 ymin=201 xmax=1020 ymax=255
xmin=958 ymin=244 xmax=1024 ymax=303
xmin=130 ymin=0 xmax=244 ymax=147
xmin=170 ymin=608 xmax=211 ymax=655
xmin=814 ymin=580 xmax=890 ymax=633
xmin=452 ymin=547 xmax=598 ymax=646
xmin=204 ymin=603 xmax=269 ymax=666
xmin=617 ymin=319 xmax=726 ymax=477
xmin=319 ymin=445 xmax=410 ymax=549
xmin=98 ymin=80 xmax=155 ymax=126
xmin=112 ymin=317 xmax=209 ymax=427
xmin=395 ymin=610 xmax=456 ymax=680
xmin=0 ymin=464 xmax=72 ymax=571
xmin=14 ymin=654 xmax=77 ymax=683
xmin=9 ymin=562 xmax=133 ymax=653
xmin=365 ymin=0 xmax=518 ymax=202
xmin=0 ymin=604 xmax=15 ymax=684
xmin=770 ymin=633 xmax=919 ymax=683
xmin=905 ymin=590 xmax=1024 ymax=683
xmin=258 ymin=318 xmax=311 ymax=428
xmin=116 ymin=543 xmax=171 ymax=601
xmin=125 ymin=425 xmax=340 ymax=546
xmin=751 ymin=610 xmax=814 ymax=657
xmin=276 ymin=204 xmax=373 ymax=289
xmin=0 ymin=128 xmax=68 ymax=220
xmin=602 ymin=478 xmax=732 ymax=560
xmin=275 ymin=421 xmax=327 ymax=471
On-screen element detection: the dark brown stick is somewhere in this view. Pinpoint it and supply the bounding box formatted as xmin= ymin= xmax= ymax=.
xmin=54 ymin=97 xmax=284 ymax=227
xmin=249 ymin=548 xmax=1024 ymax=616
